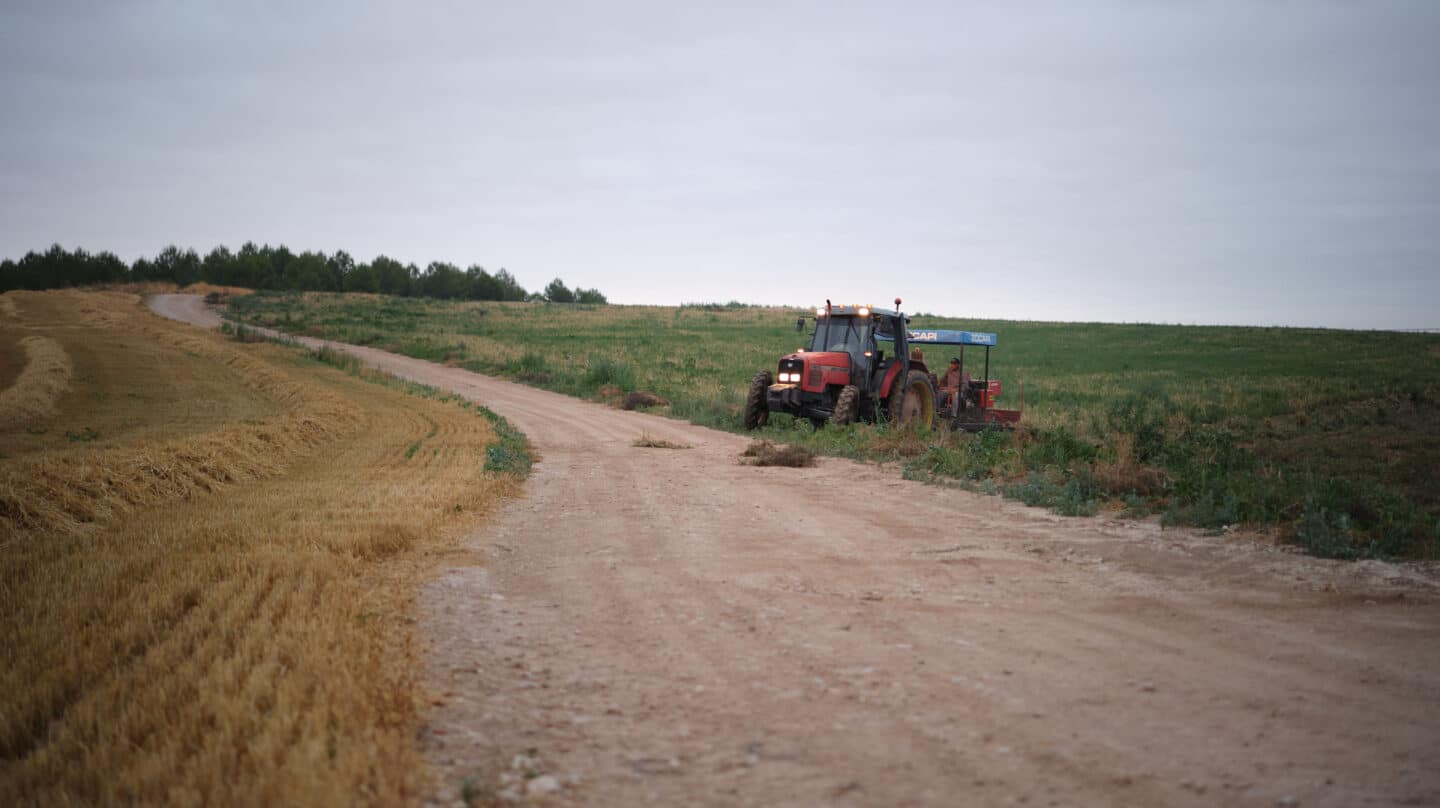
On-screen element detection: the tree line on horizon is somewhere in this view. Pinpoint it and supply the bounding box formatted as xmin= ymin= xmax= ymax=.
xmin=0 ymin=243 xmax=607 ymax=304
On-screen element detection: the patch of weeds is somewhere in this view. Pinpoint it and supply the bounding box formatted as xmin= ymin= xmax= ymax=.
xmin=873 ymin=424 xmax=932 ymax=458
xmin=788 ymin=421 xmax=871 ymax=460
xmin=309 ymin=344 xmax=362 ymax=373
xmin=231 ymin=323 xmax=267 ymax=344
xmin=741 ymin=440 xmax=816 ymax=467
xmin=633 ymin=433 xmax=691 ymax=449
xmin=1160 ymin=426 xmax=1258 ymax=531
xmin=904 ymin=429 xmax=1017 ymax=481
xmin=1120 ymin=492 xmax=1156 ymax=518
xmin=1092 ymin=385 xmax=1173 ymax=463
xmin=668 ymin=392 xmax=745 ymax=431
xmin=401 ymin=338 xmax=467 ymax=363
xmin=65 ymin=426 xmax=100 ymax=442
xmin=514 ymin=351 xmax=547 ymax=375
xmin=1286 ymin=476 xmax=1433 ymax=559
xmin=1162 ymin=485 xmax=1242 ymax=533
xmin=405 ymin=440 xmax=421 ymax=460
xmin=478 ymin=408 xmax=533 ymax=475
xmin=507 ymin=351 xmax=553 ymax=384
xmin=1022 ymin=425 xmax=1098 ymax=470
xmin=1002 ymin=470 xmax=1102 ymax=517
xmin=1294 ymin=499 xmax=1362 ymax=560
xmin=583 ymin=356 xmax=637 ymax=393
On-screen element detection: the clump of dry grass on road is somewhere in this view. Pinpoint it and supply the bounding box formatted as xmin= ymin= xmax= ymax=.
xmin=621 ymin=390 xmax=669 ymax=410
xmin=0 ymin=291 xmax=524 ymax=805
xmin=740 ymin=439 xmax=816 ymax=467
xmin=633 ymin=432 xmax=691 ymax=449
xmin=0 ymin=335 xmax=72 ymax=429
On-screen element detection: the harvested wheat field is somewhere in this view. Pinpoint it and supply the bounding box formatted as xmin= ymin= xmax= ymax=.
xmin=0 ymin=290 xmax=524 ymax=804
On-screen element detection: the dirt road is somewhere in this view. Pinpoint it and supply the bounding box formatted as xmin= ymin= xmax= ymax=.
xmin=150 ymin=294 xmax=1440 ymax=807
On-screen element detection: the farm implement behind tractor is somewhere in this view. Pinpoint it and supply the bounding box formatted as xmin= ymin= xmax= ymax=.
xmin=908 ymin=328 xmax=1023 ymax=431
xmin=744 ymin=298 xmax=1022 ymax=431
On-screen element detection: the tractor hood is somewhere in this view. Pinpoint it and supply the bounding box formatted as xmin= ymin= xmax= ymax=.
xmin=789 ymin=350 xmax=849 ymax=365
xmin=779 ymin=351 xmax=851 ymax=392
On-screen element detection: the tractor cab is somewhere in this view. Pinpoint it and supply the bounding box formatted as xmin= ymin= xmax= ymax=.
xmin=804 ymin=303 xmax=912 ymax=392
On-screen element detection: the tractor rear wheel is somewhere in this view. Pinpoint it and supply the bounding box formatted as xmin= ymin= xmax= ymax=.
xmin=832 ymin=385 xmax=860 ymax=426
xmin=743 ymin=370 xmax=771 ymax=430
xmin=891 ymin=369 xmax=936 ymax=428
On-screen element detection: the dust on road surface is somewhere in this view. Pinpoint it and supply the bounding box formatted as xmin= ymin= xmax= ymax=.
xmin=151 ymin=294 xmax=1440 ymax=807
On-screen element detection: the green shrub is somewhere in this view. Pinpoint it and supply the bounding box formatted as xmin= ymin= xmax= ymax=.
xmin=1295 ymin=500 xmax=1360 ymax=559
xmin=1023 ymin=425 xmax=1097 ymax=470
xmin=1094 ymin=386 xmax=1172 ymax=463
xmin=582 ymin=356 xmax=637 ymax=392
xmin=1002 ymin=471 xmax=1101 ymax=517
xmin=477 ymin=408 xmax=532 ymax=475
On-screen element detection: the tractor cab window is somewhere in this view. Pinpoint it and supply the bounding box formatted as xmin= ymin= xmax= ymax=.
xmin=810 ymin=317 xmax=866 ymax=355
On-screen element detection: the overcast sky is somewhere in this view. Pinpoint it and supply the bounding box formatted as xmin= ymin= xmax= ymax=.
xmin=2 ymin=1 xmax=1437 ymax=328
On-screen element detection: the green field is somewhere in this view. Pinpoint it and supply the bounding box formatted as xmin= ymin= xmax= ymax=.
xmin=227 ymin=291 xmax=1440 ymax=560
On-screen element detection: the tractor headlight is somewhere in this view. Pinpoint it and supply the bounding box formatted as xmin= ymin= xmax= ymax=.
xmin=778 ymin=371 xmax=801 ymax=384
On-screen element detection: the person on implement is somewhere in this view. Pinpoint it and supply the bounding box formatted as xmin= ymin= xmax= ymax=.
xmin=937 ymin=357 xmax=968 ymax=413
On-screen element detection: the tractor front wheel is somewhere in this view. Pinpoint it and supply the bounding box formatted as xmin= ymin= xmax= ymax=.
xmin=832 ymin=385 xmax=860 ymax=426
xmin=743 ymin=370 xmax=771 ymax=430
xmin=892 ymin=370 xmax=936 ymax=428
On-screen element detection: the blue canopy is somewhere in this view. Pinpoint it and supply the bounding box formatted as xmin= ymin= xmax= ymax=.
xmin=878 ymin=329 xmax=998 ymax=346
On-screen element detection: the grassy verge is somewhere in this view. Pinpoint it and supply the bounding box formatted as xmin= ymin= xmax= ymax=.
xmin=0 ymin=289 xmax=529 ymax=804
xmin=226 ymin=291 xmax=1440 ymax=559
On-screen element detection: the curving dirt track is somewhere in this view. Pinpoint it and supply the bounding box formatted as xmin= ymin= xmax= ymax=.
xmin=149 ymin=294 xmax=1440 ymax=807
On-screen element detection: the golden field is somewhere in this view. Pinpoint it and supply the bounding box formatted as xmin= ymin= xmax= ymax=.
xmin=0 ymin=290 xmax=522 ymax=804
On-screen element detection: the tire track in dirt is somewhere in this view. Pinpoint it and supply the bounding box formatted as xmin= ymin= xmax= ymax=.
xmin=148 ymin=294 xmax=1440 ymax=808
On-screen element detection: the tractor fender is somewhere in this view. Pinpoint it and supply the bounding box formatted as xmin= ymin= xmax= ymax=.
xmin=882 ymin=360 xmax=933 ymax=398
xmin=878 ymin=362 xmax=905 ymax=399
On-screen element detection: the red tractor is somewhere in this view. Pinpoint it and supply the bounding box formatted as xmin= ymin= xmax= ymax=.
xmin=745 ymin=299 xmax=938 ymax=429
